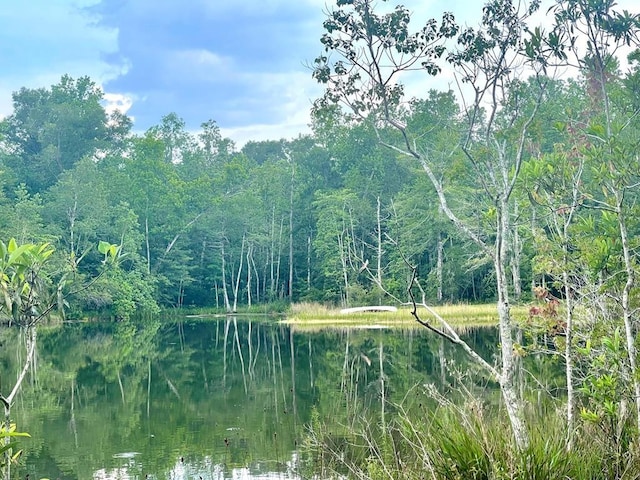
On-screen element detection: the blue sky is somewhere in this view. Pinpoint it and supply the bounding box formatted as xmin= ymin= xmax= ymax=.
xmin=1 ymin=1 xmax=636 ymax=146
xmin=0 ymin=0 xmax=518 ymax=146
xmin=0 ymin=0 xmax=332 ymax=145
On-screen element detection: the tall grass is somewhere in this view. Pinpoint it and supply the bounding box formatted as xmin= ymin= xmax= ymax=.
xmin=286 ymin=302 xmax=528 ymax=329
xmin=302 ymin=396 xmax=639 ymax=480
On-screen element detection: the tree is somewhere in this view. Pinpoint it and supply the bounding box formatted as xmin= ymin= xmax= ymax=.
xmin=313 ymin=0 xmax=557 ymax=448
xmin=522 ymin=145 xmax=584 ymax=449
xmin=0 ymin=75 xmax=122 ymax=193
xmin=544 ymin=0 xmax=640 ymax=446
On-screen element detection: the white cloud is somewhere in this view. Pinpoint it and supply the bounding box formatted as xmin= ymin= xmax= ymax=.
xmin=221 ymin=70 xmax=321 ymax=146
xmin=0 ymin=0 xmax=127 ymax=119
xmin=103 ymin=93 xmax=135 ymax=117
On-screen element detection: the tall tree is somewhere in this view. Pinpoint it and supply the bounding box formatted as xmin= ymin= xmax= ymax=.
xmin=547 ymin=0 xmax=640 ymax=442
xmin=313 ymin=0 xmax=557 ymax=448
xmin=0 ymin=75 xmax=124 ymax=193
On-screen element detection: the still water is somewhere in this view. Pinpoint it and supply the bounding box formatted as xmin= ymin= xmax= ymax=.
xmin=1 ymin=317 xmax=505 ymax=479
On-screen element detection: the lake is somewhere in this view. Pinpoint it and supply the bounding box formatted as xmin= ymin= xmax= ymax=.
xmin=0 ymin=317 xmax=535 ymax=479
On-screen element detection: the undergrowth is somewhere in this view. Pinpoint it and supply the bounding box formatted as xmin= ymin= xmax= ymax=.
xmin=301 ymin=387 xmax=640 ymax=480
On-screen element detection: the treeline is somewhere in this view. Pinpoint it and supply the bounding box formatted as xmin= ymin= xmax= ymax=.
xmin=0 ymin=61 xmax=637 ymax=319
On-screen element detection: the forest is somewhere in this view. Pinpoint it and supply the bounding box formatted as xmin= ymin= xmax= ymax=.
xmin=0 ymin=78 xmax=502 ymax=316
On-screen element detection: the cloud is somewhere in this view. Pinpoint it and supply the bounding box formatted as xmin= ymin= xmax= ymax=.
xmin=0 ymin=0 xmax=329 ymax=144
xmin=88 ymin=0 xmax=326 ymax=136
xmin=0 ymin=0 xmax=125 ymax=119
xmin=11 ymin=0 xmax=634 ymax=146
xmin=103 ymin=92 xmax=134 ymax=117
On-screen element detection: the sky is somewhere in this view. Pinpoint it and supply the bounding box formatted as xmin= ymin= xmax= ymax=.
xmin=0 ymin=0 xmax=636 ymax=147
xmin=0 ymin=0 xmax=466 ymax=146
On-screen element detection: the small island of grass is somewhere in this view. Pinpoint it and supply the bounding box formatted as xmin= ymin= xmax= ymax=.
xmin=283 ymin=302 xmax=528 ymax=331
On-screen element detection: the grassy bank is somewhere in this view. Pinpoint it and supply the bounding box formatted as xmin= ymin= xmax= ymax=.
xmin=284 ymin=302 xmax=529 ymax=330
xmin=302 ymin=401 xmax=632 ymax=480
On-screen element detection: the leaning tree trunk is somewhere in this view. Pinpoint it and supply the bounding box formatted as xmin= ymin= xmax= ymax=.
xmin=2 ymin=326 xmax=37 ymax=480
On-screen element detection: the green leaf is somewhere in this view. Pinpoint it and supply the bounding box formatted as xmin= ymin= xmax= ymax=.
xmin=98 ymin=240 xmax=111 ymax=255
xmin=580 ymin=407 xmax=599 ymax=423
xmin=7 ymin=243 xmax=31 ymax=266
xmin=7 ymin=237 xmax=17 ymax=254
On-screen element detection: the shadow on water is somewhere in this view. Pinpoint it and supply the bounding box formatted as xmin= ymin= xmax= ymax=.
xmin=0 ymin=317 xmax=550 ymax=479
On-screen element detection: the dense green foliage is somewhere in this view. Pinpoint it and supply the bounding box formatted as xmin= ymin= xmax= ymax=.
xmin=0 ymin=25 xmax=632 ymax=322
xmin=0 ymin=76 xmax=509 ymax=317
xmin=0 ymin=3 xmax=634 ymax=317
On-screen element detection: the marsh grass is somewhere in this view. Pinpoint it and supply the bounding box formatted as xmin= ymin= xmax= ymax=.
xmin=286 ymin=302 xmax=528 ymax=330
xmin=304 ymin=401 xmax=637 ymax=480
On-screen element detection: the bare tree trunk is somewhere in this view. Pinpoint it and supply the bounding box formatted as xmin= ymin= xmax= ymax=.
xmin=436 ymin=233 xmax=444 ymax=302
xmin=562 ymin=267 xmax=575 ymax=450
xmin=270 ymin=206 xmax=276 ymax=297
xmin=232 ymin=234 xmax=246 ymax=313
xmin=510 ymin=202 xmax=522 ymax=301
xmin=275 ymin=218 xmax=284 ymax=298
xmin=220 ymin=243 xmax=231 ymax=313
xmin=246 ymin=243 xmax=252 ymax=307
xmin=338 ymin=233 xmax=350 ymax=307
xmin=530 ymin=206 xmax=537 ymax=293
xmin=615 ymin=195 xmax=640 ymax=436
xmin=249 ymin=248 xmax=260 ymax=304
xmin=376 ymin=197 xmax=383 ymax=288
xmin=307 ymin=235 xmax=312 ymax=291
xmin=496 ymin=198 xmax=528 ymax=450
xmin=289 ymin=160 xmax=295 ymax=300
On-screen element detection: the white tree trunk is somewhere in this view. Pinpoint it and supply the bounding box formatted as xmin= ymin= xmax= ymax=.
xmin=232 ymin=234 xmax=246 ymax=313
xmin=220 ymin=243 xmax=231 ymax=313
xmin=510 ymin=202 xmax=522 ymax=301
xmin=436 ymin=233 xmax=444 ymax=302
xmin=289 ymin=160 xmax=295 ymax=299
xmin=615 ymin=196 xmax=640 ymax=436
xmin=376 ymin=196 xmax=383 ymax=288
xmin=496 ymin=199 xmax=529 ymax=450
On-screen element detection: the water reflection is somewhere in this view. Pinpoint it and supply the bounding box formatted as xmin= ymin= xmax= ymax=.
xmin=0 ymin=317 xmax=521 ymax=479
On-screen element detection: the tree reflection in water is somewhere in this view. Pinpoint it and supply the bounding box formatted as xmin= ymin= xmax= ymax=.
xmin=0 ymin=317 xmax=556 ymax=479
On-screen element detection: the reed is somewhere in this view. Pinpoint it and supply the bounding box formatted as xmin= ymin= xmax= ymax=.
xmin=303 ymin=401 xmax=637 ymax=479
xmin=285 ymin=302 xmax=528 ymax=330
